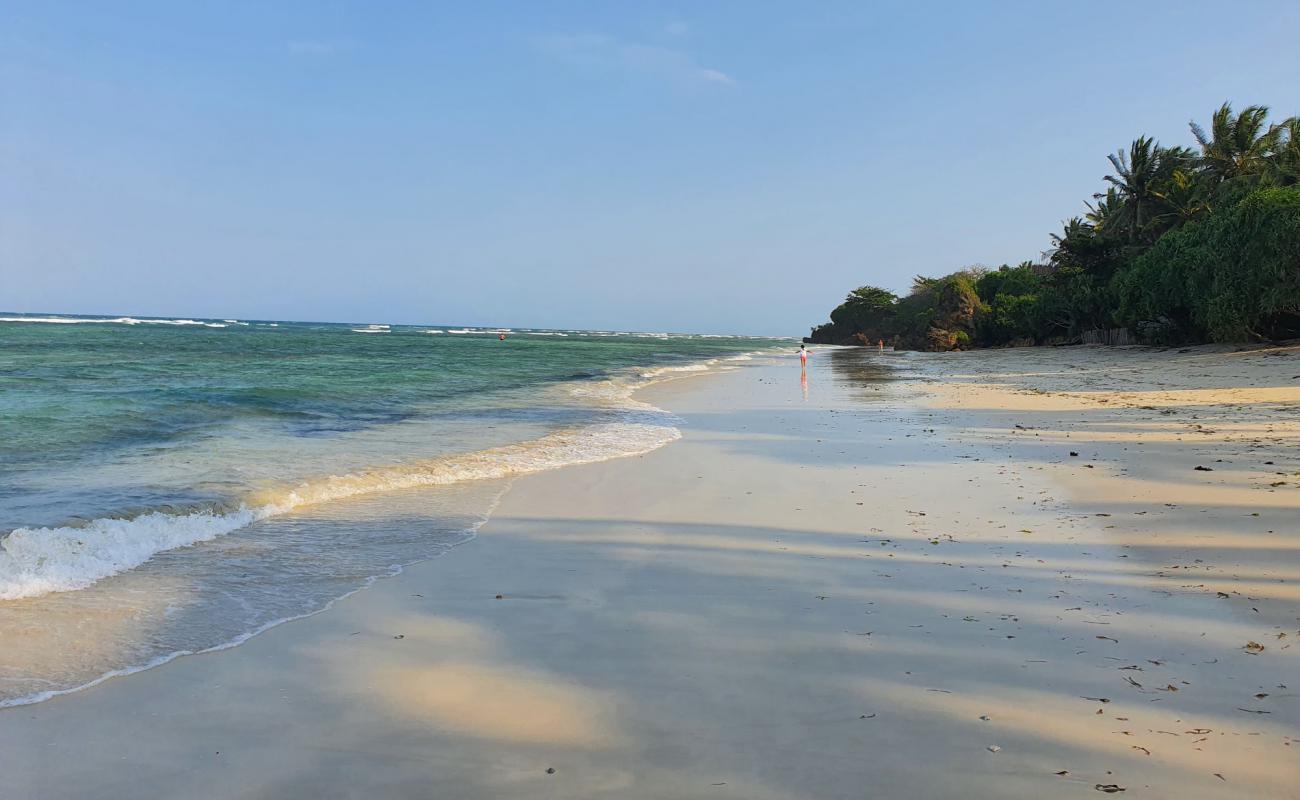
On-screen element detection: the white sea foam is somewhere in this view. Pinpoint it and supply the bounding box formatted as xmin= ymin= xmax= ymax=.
xmin=0 ymin=379 xmax=681 ymax=601
xmin=0 ymin=508 xmax=264 ymax=600
xmin=0 ymin=316 xmax=105 ymax=325
xmin=164 ymin=319 xmax=227 ymax=328
xmin=0 ymin=316 xmax=228 ymax=328
xmin=640 ymin=363 xmax=711 ymax=378
xmin=0 ymin=349 xmax=779 ymax=604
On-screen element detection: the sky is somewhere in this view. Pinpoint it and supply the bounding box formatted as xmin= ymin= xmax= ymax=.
xmin=2 ymin=1 xmax=1298 ymax=336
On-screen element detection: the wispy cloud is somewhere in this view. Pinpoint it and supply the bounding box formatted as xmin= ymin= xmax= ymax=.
xmin=534 ymin=33 xmax=734 ymax=87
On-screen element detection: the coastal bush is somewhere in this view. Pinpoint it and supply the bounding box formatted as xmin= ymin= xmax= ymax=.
xmin=808 ymin=101 xmax=1300 ymax=349
xmin=972 ymin=264 xmax=1047 ymax=345
xmin=1116 ymin=187 xmax=1300 ymax=340
xmin=890 ymin=272 xmax=982 ymax=351
xmin=829 ymin=286 xmax=899 ymax=341
xmin=975 ymin=291 xmax=1044 ymax=345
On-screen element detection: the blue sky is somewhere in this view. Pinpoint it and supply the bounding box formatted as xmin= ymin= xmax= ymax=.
xmin=3 ymin=1 xmax=1298 ymax=335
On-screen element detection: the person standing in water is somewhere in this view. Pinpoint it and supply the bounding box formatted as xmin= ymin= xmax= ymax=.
xmin=799 ymin=344 xmax=810 ymax=399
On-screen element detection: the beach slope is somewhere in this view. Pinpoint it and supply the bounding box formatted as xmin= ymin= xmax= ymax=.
xmin=2 ymin=346 xmax=1297 ymax=799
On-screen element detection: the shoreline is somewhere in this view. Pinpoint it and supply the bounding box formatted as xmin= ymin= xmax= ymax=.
xmin=2 ymin=346 xmax=1297 ymax=798
xmin=0 ymin=356 xmax=754 ymax=710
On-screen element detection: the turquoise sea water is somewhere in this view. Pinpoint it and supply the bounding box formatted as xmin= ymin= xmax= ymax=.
xmin=0 ymin=314 xmax=789 ymax=705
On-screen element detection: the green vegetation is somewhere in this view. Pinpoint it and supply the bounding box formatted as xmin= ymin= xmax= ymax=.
xmin=809 ymin=103 xmax=1300 ymax=349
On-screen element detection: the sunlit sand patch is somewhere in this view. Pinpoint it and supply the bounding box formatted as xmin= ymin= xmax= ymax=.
xmin=908 ymin=371 xmax=1300 ymax=606
xmin=927 ymin=382 xmax=1300 ymax=412
xmin=371 ymin=662 xmax=624 ymax=747
xmin=303 ymin=614 xmax=626 ymax=748
xmin=846 ymin=676 xmax=1298 ymax=795
xmin=1047 ymin=474 xmax=1300 ymax=511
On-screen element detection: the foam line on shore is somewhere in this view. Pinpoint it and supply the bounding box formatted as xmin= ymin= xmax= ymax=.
xmin=0 ymin=361 xmax=732 ymax=601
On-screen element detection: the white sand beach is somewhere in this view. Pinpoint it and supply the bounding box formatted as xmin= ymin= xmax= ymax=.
xmin=2 ymin=345 xmax=1297 ymax=799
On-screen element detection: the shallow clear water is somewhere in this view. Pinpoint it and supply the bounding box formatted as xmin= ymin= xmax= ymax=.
xmin=0 ymin=314 xmax=789 ymax=705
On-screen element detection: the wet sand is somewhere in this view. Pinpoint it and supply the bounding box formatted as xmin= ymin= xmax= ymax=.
xmin=1 ymin=345 xmax=1297 ymax=798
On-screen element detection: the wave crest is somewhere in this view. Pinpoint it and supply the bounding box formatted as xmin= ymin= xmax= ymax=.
xmin=0 ymin=415 xmax=678 ymax=601
xmin=0 ymin=316 xmax=228 ymax=328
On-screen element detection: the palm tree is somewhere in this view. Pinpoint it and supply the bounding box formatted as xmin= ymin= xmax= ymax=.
xmin=1190 ymin=103 xmax=1279 ymax=183
xmin=1150 ymin=168 xmax=1212 ymax=230
xmin=1049 ymin=217 xmax=1092 ymax=250
xmin=1103 ymin=137 xmax=1186 ymax=242
xmin=1085 ymin=187 xmax=1124 ymax=235
xmin=1266 ymin=116 xmax=1300 ymax=186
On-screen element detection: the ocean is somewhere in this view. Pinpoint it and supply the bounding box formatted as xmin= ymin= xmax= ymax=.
xmin=0 ymin=314 xmax=790 ymax=706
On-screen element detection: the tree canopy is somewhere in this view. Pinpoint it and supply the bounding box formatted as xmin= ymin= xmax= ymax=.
xmin=809 ymin=102 xmax=1300 ymax=349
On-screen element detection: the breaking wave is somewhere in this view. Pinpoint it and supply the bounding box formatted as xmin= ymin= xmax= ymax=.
xmin=0 ymin=383 xmax=682 ymax=601
xmin=0 ymin=315 xmax=229 ymax=328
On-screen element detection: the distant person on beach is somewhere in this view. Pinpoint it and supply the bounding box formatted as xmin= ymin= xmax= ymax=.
xmin=799 ymin=344 xmax=809 ymax=366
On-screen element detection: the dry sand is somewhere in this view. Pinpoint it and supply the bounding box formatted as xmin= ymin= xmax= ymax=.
xmin=1 ymin=345 xmax=1297 ymax=799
